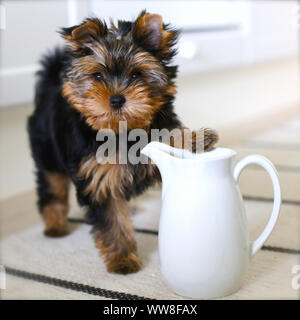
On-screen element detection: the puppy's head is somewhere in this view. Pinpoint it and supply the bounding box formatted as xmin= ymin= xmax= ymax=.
xmin=61 ymin=11 xmax=178 ymax=132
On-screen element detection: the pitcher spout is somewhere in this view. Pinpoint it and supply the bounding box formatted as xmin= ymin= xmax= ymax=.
xmin=141 ymin=141 xmax=176 ymax=176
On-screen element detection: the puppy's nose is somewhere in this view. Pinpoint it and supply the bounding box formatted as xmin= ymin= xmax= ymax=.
xmin=110 ymin=94 xmax=126 ymax=109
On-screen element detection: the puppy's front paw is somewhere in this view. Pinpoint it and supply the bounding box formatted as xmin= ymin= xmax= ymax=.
xmin=190 ymin=128 xmax=219 ymax=153
xmin=203 ymin=128 xmax=219 ymax=151
xmin=106 ymin=253 xmax=142 ymax=274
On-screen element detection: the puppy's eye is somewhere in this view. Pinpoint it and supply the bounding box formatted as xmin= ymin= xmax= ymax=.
xmin=130 ymin=71 xmax=142 ymax=81
xmin=93 ymin=72 xmax=104 ymax=82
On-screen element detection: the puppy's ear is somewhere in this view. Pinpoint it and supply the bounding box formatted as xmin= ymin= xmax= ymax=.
xmin=60 ymin=18 xmax=107 ymax=51
xmin=133 ymin=11 xmax=178 ymax=60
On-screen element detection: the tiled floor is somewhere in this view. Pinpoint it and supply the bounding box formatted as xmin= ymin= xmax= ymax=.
xmin=0 ymin=117 xmax=299 ymax=299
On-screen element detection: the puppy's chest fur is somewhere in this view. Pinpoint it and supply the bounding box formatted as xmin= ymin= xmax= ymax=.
xmin=78 ymin=155 xmax=159 ymax=203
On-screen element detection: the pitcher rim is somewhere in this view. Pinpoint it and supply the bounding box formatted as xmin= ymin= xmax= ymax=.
xmin=144 ymin=142 xmax=237 ymax=162
xmin=174 ymin=147 xmax=237 ymax=162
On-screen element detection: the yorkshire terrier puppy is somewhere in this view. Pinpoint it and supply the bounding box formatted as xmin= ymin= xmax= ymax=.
xmin=28 ymin=11 xmax=218 ymax=274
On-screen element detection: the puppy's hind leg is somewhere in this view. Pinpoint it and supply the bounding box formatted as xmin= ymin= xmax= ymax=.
xmin=37 ymin=170 xmax=70 ymax=237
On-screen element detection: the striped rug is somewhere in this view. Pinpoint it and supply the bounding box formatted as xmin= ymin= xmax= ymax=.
xmin=1 ymin=118 xmax=299 ymax=300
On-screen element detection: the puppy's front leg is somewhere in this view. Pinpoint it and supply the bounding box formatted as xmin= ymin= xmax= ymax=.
xmin=92 ymin=198 xmax=142 ymax=274
xmin=170 ymin=127 xmax=219 ymax=153
xmin=194 ymin=128 xmax=219 ymax=152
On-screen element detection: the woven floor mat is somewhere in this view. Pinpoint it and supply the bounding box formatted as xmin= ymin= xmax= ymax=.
xmin=1 ymin=117 xmax=299 ymax=299
xmin=1 ymin=221 xmax=299 ymax=299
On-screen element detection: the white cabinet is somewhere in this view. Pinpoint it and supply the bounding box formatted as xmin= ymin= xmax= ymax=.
xmin=0 ymin=0 xmax=89 ymax=107
xmin=91 ymin=0 xmax=249 ymax=74
xmin=90 ymin=0 xmax=299 ymax=74
xmin=244 ymin=1 xmax=299 ymax=63
xmin=0 ymin=0 xmax=298 ymax=107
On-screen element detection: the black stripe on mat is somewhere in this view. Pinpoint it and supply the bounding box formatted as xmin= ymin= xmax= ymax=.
xmin=68 ymin=193 xmax=300 ymax=228
xmin=4 ymin=267 xmax=152 ymax=300
xmin=243 ymin=195 xmax=300 ymax=206
xmin=68 ymin=220 xmax=299 ymax=255
xmin=261 ymin=246 xmax=300 ymax=255
xmin=135 ymin=228 xmax=158 ymax=236
xmin=135 ymin=229 xmax=300 ymax=255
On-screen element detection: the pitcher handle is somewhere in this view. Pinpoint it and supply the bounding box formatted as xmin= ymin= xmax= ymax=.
xmin=233 ymin=155 xmax=281 ymax=257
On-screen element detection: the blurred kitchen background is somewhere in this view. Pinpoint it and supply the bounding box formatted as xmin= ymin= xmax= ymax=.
xmin=0 ymin=0 xmax=299 ymax=200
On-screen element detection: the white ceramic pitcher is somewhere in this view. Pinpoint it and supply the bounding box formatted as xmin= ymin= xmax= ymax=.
xmin=141 ymin=142 xmax=281 ymax=299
